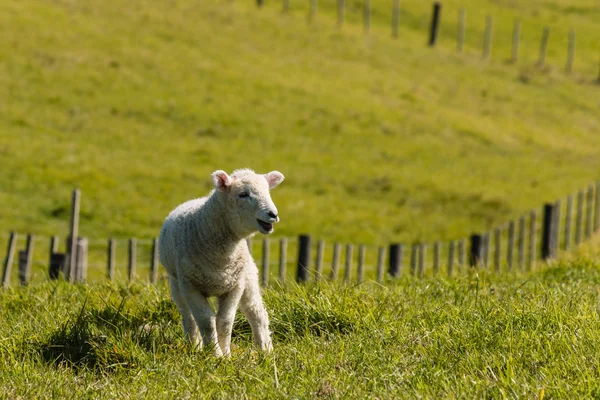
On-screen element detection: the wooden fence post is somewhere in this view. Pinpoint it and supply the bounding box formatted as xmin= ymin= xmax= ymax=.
xmin=493 ymin=227 xmax=501 ymax=272
xmin=296 ymin=235 xmax=311 ymax=283
xmin=511 ymin=19 xmax=521 ymax=63
xmin=391 ymin=0 xmax=400 ymax=38
xmin=595 ymin=182 xmax=600 ymax=233
xmin=469 ymin=234 xmax=483 ymax=267
xmin=410 ymin=243 xmax=418 ymax=275
xmin=565 ymin=195 xmax=573 ymax=251
xmin=518 ymin=216 xmax=526 ymax=271
xmin=482 ymin=232 xmax=490 ymax=268
xmin=19 ymin=234 xmax=34 ymax=286
xmin=388 ymin=243 xmax=402 ymax=278
xmin=314 ymin=239 xmax=324 ymax=282
xmin=67 ymin=188 xmax=81 ymax=283
xmin=575 ymin=190 xmax=584 ymax=245
xmin=483 ymin=15 xmax=493 ymax=60
xmin=2 ymin=232 xmax=17 ymax=289
xmin=542 ymin=204 xmax=555 ymax=260
xmin=552 ymin=200 xmax=561 ymax=257
xmin=49 ymin=254 xmax=66 ymax=280
xmin=418 ymin=244 xmax=425 ymax=278
xmin=128 ymin=238 xmax=136 ymax=282
xmin=283 ymin=0 xmax=289 ymax=13
xmin=428 ymin=2 xmax=441 ymax=47
xmin=49 ymin=236 xmax=58 ymax=266
xmin=107 ymin=238 xmax=115 ymax=281
xmin=447 ymin=240 xmax=455 ymax=276
xmin=344 ymin=244 xmax=353 ymax=283
xmin=357 ymin=245 xmax=366 ymax=283
xmin=337 ymin=0 xmax=344 ymax=28
xmin=586 ymin=186 xmax=594 ymax=240
xmin=330 ymin=242 xmax=341 ymax=280
xmin=48 ymin=236 xmax=59 ymax=280
xmin=76 ymin=237 xmax=88 ymax=283
xmin=481 ymin=235 xmax=487 ymax=268
xmin=538 ymin=27 xmax=550 ymax=67
xmin=363 ymin=0 xmax=371 ymax=34
xmin=507 ymin=221 xmax=515 ymax=270
xmin=529 ymin=210 xmax=537 ymax=269
xmin=309 ymin=0 xmax=317 ymax=22
xmin=458 ymin=239 xmax=465 ymax=269
xmin=457 ymin=8 xmax=465 ymax=52
xmin=433 ymin=241 xmax=440 ymax=275
xmin=262 ymin=238 xmax=269 ymax=287
xmin=376 ymin=246 xmax=385 ymax=283
xmin=566 ymin=29 xmax=575 ymax=74
xmin=279 ymin=238 xmax=287 ymax=284
xmin=151 ymin=237 xmax=159 ymax=284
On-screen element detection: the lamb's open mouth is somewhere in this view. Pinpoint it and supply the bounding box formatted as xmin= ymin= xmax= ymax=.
xmin=257 ymin=219 xmax=273 ymax=232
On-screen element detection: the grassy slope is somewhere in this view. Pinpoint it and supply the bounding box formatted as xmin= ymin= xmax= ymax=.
xmin=2 ymin=260 xmax=600 ymax=398
xmin=1 ymin=0 xmax=600 ymax=245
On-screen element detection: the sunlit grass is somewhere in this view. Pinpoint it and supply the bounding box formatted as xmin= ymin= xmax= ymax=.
xmin=2 ymin=259 xmax=600 ymax=398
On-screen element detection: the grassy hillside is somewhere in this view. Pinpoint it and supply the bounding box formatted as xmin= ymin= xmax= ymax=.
xmin=1 ymin=0 xmax=600 ymax=245
xmin=3 ymin=259 xmax=600 ymax=398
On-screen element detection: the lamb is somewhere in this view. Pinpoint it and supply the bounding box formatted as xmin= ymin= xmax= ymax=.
xmin=158 ymin=168 xmax=284 ymax=356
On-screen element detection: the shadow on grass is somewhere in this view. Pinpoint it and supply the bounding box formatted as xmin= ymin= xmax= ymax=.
xmin=35 ymin=298 xmax=180 ymax=372
xmin=37 ymin=299 xmax=136 ymax=372
xmin=35 ymin=290 xmax=357 ymax=371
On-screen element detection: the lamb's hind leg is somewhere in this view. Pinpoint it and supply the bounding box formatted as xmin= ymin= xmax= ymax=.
xmin=169 ymin=276 xmax=199 ymax=346
xmin=239 ymin=276 xmax=273 ymax=352
xmin=180 ymin=281 xmax=223 ymax=357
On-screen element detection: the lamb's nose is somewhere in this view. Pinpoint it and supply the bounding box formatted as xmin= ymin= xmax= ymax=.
xmin=268 ymin=211 xmax=278 ymax=219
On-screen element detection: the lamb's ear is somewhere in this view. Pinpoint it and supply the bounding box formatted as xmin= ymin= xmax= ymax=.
xmin=212 ymin=170 xmax=232 ymax=192
xmin=264 ymin=171 xmax=284 ymax=189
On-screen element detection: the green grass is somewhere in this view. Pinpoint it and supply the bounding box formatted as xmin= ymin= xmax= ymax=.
xmin=3 ymin=259 xmax=600 ymax=398
xmin=1 ymin=0 xmax=600 ymax=246
xmin=3 ymin=4 xmax=600 ymax=396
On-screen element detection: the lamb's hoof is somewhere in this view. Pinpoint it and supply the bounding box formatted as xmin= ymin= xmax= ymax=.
xmin=213 ymin=347 xmax=224 ymax=357
xmin=261 ymin=340 xmax=273 ymax=353
xmin=220 ymin=348 xmax=232 ymax=358
xmin=202 ymin=342 xmax=223 ymax=357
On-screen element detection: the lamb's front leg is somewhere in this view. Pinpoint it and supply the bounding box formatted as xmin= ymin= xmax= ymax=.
xmin=239 ymin=275 xmax=273 ymax=352
xmin=181 ymin=282 xmax=222 ymax=357
xmin=216 ymin=287 xmax=244 ymax=356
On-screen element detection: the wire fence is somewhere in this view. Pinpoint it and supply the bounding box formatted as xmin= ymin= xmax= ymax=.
xmin=251 ymin=0 xmax=600 ymax=81
xmin=2 ymin=180 xmax=600 ymax=289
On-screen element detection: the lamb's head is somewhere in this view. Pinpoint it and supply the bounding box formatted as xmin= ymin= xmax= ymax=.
xmin=212 ymin=168 xmax=285 ymax=237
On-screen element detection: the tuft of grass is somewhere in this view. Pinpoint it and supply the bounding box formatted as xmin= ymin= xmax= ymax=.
xmin=36 ymin=297 xmax=141 ymax=371
xmin=37 ymin=312 xmax=137 ymax=371
xmin=237 ymin=285 xmax=359 ymax=342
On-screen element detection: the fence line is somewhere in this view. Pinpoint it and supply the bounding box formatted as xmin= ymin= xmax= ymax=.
xmin=3 ymin=181 xmax=600 ymax=288
xmin=247 ymin=1 xmax=598 ymax=80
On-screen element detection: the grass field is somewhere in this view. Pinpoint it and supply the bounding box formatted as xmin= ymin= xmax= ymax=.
xmin=2 ymin=257 xmax=600 ymax=398
xmin=3 ymin=2 xmax=600 ymax=397
xmin=1 ymin=0 xmax=600 ymax=246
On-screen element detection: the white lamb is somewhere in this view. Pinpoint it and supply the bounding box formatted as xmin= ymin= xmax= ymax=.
xmin=158 ymin=168 xmax=284 ymax=356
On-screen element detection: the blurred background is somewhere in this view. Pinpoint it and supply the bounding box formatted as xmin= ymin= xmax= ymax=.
xmin=1 ymin=0 xmax=599 ymax=253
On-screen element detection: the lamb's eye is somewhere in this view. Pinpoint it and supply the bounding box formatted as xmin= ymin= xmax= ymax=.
xmin=239 ymin=192 xmax=250 ymax=199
